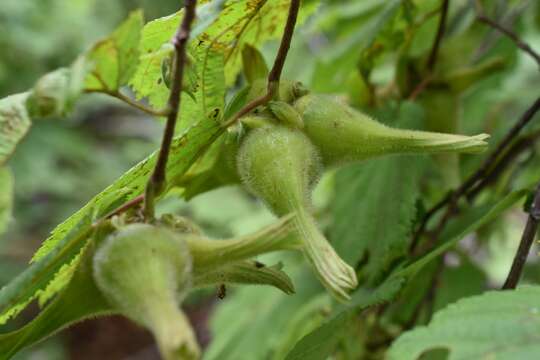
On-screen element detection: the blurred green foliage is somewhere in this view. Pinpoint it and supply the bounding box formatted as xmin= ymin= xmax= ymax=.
xmin=0 ymin=0 xmax=540 ymax=359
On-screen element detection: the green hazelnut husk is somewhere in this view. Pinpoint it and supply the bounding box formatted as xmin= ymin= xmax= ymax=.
xmin=237 ymin=123 xmax=358 ymax=301
xmin=93 ymin=223 xmax=200 ymax=360
xmin=294 ymin=94 xmax=489 ymax=167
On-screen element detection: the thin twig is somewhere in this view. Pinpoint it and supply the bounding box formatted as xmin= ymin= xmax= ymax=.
xmin=472 ymin=1 xmax=528 ymax=63
xmin=103 ymin=194 xmax=145 ymax=220
xmin=476 ymin=8 xmax=540 ymax=68
xmin=111 ymin=91 xmax=170 ymax=116
xmin=502 ymin=182 xmax=540 ymax=289
xmin=222 ymin=92 xmax=273 ymax=127
xmin=85 ymin=89 xmax=170 ymax=117
xmin=408 ymin=74 xmax=432 ymax=101
xmin=223 ymin=0 xmax=301 ymax=128
xmin=411 ymin=97 xmax=540 ymax=253
xmin=267 ymin=0 xmax=300 ymax=88
xmin=143 ymin=0 xmax=198 ymax=219
xmin=467 ymin=130 xmax=540 ymax=200
xmin=406 ymin=0 xmax=449 ymax=99
xmin=426 ymin=0 xmax=450 ymax=72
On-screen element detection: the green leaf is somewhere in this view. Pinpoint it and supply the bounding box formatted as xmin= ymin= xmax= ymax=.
xmin=311 ymin=0 xmax=402 ymax=91
xmin=388 ymin=285 xmax=540 ymax=360
xmin=0 ymin=93 xmax=32 ymax=166
xmin=180 ymin=44 xmax=226 ymax=130
xmin=0 ymin=167 xmax=13 ymax=237
xmin=85 ymin=10 xmax=144 ymax=91
xmin=191 ymin=0 xmax=228 ymax=38
xmin=131 ymin=28 xmax=226 ymax=133
xmin=130 ymin=0 xmax=318 ymax=107
xmin=15 ymin=119 xmax=224 ymax=317
xmin=242 ymin=44 xmax=269 ymax=83
xmin=0 ymin=249 xmax=112 ymax=359
xmin=285 ymin=277 xmax=404 ymax=360
xmin=32 ymin=118 xmax=222 ymax=259
xmin=331 ymin=102 xmax=424 ymax=284
xmin=0 ymin=214 xmax=94 ymax=325
xmin=432 ymin=255 xmax=487 ymax=312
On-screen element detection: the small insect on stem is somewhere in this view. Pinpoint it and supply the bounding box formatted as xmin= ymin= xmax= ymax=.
xmin=217 ymin=284 xmax=227 ymax=299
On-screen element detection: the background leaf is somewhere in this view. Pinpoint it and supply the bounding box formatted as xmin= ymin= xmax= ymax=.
xmin=285 ymin=277 xmax=404 ymax=360
xmin=331 ymin=102 xmax=425 ymax=285
xmin=85 ymin=10 xmax=144 ymax=91
xmin=204 ymin=256 xmax=324 ymax=360
xmin=388 ymin=285 xmax=540 ymax=360
xmin=130 ymin=0 xmax=318 ymax=109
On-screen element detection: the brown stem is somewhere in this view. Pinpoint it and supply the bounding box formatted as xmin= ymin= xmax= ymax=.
xmin=102 ymin=194 xmax=145 ymax=220
xmin=223 ymin=0 xmax=300 ymax=128
xmin=267 ymin=0 xmax=300 ymax=90
xmin=407 ymin=74 xmax=432 ymax=101
xmin=85 ymin=89 xmax=170 ymax=117
xmin=426 ymin=0 xmax=450 ymax=72
xmin=223 ymin=92 xmax=273 ymax=128
xmin=143 ymin=0 xmax=198 ymax=219
xmin=406 ymin=0 xmax=449 ymax=100
xmin=502 ymin=183 xmax=540 ymax=289
xmin=411 ymin=97 xmax=540 ymax=253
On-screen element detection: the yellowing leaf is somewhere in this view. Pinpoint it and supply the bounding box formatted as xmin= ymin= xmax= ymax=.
xmin=85 ymin=10 xmax=144 ymax=91
xmin=0 ymin=93 xmax=31 ymax=166
xmin=130 ymin=0 xmax=317 ymax=109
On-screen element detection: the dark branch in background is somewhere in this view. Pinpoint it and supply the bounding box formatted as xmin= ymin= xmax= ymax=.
xmin=475 ymin=1 xmax=540 ymax=68
xmin=407 ymin=0 xmax=449 ymax=99
xmin=143 ymin=0 xmax=198 ymax=219
xmin=467 ymin=129 xmax=540 ymax=200
xmin=408 ymin=75 xmax=432 ymax=101
xmin=502 ymin=182 xmax=540 ymax=289
xmin=472 ymin=2 xmax=529 ymax=63
xmin=223 ymin=0 xmax=300 ymax=127
xmin=411 ymin=97 xmax=540 ymax=253
xmin=426 ymin=0 xmax=450 ymax=72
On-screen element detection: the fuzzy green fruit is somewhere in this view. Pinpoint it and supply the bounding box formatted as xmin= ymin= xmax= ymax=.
xmin=294 ymin=94 xmax=489 ymax=167
xmin=93 ymin=223 xmax=200 ymax=360
xmin=237 ymin=123 xmax=357 ymax=301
